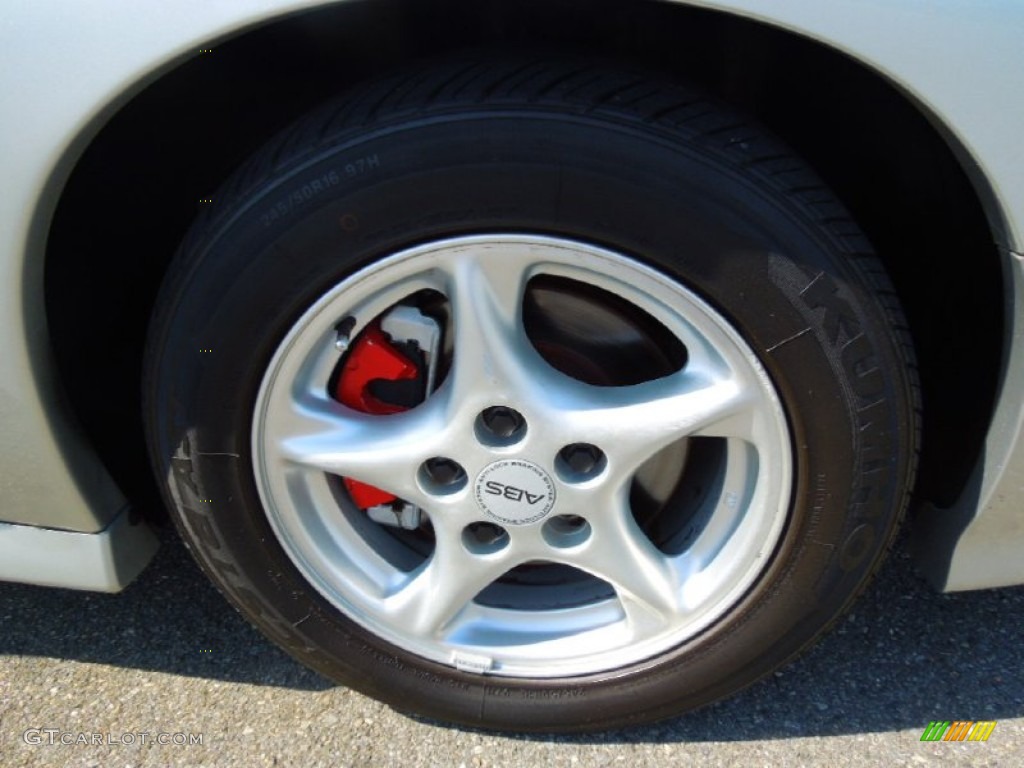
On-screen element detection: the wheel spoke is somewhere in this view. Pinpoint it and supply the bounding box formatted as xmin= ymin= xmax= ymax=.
xmin=270 ymin=393 xmax=445 ymax=501
xmin=558 ymin=369 xmax=759 ymax=480
xmin=441 ymin=249 xmax=535 ymax=403
xmin=573 ymin=496 xmax=685 ymax=629
xmin=383 ymin=534 xmax=513 ymax=638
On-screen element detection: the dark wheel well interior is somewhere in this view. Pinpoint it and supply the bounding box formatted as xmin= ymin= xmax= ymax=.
xmin=45 ymin=0 xmax=1002 ymax=519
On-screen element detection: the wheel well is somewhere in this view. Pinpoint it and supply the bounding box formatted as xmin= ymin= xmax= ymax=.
xmin=45 ymin=0 xmax=1002 ymax=518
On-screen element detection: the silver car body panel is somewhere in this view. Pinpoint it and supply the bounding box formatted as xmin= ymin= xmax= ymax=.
xmin=0 ymin=506 xmax=158 ymax=592
xmin=0 ymin=0 xmax=1021 ymax=590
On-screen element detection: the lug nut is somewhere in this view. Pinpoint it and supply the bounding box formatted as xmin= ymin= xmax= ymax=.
xmin=462 ymin=521 xmax=510 ymax=553
xmin=469 ymin=522 xmax=507 ymax=546
xmin=423 ymin=457 xmax=465 ymax=486
xmin=543 ymin=514 xmax=592 ymax=547
xmin=558 ymin=514 xmax=587 ymax=530
xmin=559 ymin=443 xmax=604 ymax=476
xmin=480 ymin=406 xmax=525 ymax=438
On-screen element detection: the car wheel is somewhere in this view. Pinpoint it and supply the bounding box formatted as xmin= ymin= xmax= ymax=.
xmin=145 ymin=57 xmax=918 ymax=731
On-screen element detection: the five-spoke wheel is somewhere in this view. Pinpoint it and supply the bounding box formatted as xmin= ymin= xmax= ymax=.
xmin=253 ymin=236 xmax=792 ymax=677
xmin=146 ymin=58 xmax=917 ymax=730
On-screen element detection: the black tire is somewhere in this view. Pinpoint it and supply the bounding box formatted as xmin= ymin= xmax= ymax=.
xmin=145 ymin=57 xmax=919 ymax=732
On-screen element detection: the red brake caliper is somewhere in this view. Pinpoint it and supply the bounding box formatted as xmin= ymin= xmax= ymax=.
xmin=335 ymin=323 xmax=420 ymax=508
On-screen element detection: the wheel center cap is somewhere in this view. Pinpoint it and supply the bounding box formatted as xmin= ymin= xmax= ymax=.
xmin=474 ymin=460 xmax=556 ymax=525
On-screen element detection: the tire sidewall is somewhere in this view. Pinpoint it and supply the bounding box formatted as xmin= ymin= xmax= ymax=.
xmin=147 ymin=109 xmax=912 ymax=729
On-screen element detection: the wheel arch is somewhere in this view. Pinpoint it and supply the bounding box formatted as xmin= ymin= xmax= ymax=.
xmin=37 ymin=0 xmax=1007 ymax=572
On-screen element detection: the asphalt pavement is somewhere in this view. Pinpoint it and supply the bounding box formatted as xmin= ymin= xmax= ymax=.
xmin=1 ymin=524 xmax=1021 ymax=767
